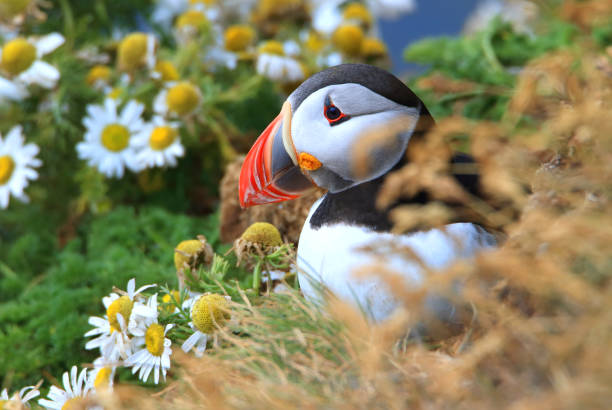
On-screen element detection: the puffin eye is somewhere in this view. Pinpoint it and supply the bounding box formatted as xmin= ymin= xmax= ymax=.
xmin=324 ymin=96 xmax=350 ymax=126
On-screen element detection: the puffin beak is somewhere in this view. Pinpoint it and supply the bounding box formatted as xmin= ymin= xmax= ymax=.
xmin=239 ymin=101 xmax=315 ymax=208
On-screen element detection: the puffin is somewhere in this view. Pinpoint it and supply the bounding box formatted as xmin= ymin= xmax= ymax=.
xmin=238 ymin=64 xmax=496 ymax=323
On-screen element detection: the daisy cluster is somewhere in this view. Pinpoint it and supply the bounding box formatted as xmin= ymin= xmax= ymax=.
xmin=0 ymin=0 xmax=411 ymax=210
xmin=21 ymin=276 xmax=233 ymax=409
xmin=0 ymin=26 xmax=61 ymax=208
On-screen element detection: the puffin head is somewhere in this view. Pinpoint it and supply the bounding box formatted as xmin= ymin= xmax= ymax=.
xmin=239 ymin=63 xmax=432 ymax=208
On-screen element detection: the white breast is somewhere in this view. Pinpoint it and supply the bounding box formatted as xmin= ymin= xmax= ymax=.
xmin=297 ymin=196 xmax=496 ymax=322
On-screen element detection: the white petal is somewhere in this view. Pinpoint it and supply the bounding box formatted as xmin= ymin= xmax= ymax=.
xmin=35 ymin=33 xmax=65 ymax=56
xmin=19 ymin=61 xmax=60 ymax=89
xmin=0 ymin=77 xmax=28 ymax=101
xmin=181 ymin=331 xmax=202 ymax=353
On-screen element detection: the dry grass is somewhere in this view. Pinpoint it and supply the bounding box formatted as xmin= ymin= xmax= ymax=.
xmin=112 ymin=15 xmax=612 ymax=410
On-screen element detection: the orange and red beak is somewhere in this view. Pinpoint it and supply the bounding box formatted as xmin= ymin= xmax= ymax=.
xmin=239 ymin=101 xmax=315 ymax=208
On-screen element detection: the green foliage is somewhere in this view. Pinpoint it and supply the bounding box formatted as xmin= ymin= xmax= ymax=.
xmin=0 ymin=206 xmax=217 ymax=387
xmin=404 ymin=17 xmax=579 ymax=121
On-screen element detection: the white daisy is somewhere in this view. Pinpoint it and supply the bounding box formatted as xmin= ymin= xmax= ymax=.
xmin=153 ymin=81 xmax=201 ymax=118
xmin=0 ymin=385 xmax=40 ymax=407
xmin=0 ymin=125 xmax=42 ymax=209
xmin=38 ymin=366 xmax=92 ymax=410
xmin=0 ymin=32 xmax=64 ymax=90
xmin=256 ymin=41 xmax=304 ymax=84
xmin=84 ymin=278 xmax=156 ymax=361
xmin=133 ymin=116 xmax=184 ymax=169
xmin=87 ymin=356 xmax=117 ymax=393
xmin=77 ymin=98 xmax=146 ymax=178
xmin=181 ymin=293 xmax=231 ymax=357
xmin=125 ymin=295 xmax=174 ymax=384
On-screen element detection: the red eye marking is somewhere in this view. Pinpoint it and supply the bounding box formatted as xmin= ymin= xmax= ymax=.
xmin=324 ymin=96 xmax=350 ymax=126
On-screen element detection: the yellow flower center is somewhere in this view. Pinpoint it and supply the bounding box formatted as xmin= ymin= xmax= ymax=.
xmin=174 ymin=239 xmax=202 ymax=270
xmin=107 ymin=87 xmax=124 ymax=100
xmin=145 ymin=323 xmax=166 ymax=356
xmin=0 ymin=399 xmax=7 ymax=410
xmin=305 ymin=31 xmax=325 ymax=53
xmin=224 ymin=25 xmax=255 ymax=52
xmin=361 ymin=37 xmax=387 ymax=58
xmin=101 ymin=124 xmax=130 ymax=152
xmin=241 ymin=222 xmax=282 ymax=247
xmin=149 ymin=126 xmax=177 ymax=151
xmin=61 ymin=397 xmax=83 ymax=410
xmin=86 ymin=65 xmax=112 ymax=85
xmin=0 ymin=155 xmax=15 ymax=185
xmin=343 ymin=3 xmax=373 ymax=27
xmin=118 ymin=33 xmax=149 ymax=71
xmin=106 ymin=295 xmax=134 ymax=333
xmin=154 ymin=60 xmax=179 ymax=82
xmin=176 ymin=10 xmax=208 ymax=29
xmin=161 ymin=290 xmax=180 ymax=314
xmin=0 ymin=0 xmax=31 ymax=18
xmin=1 ymin=38 xmax=36 ymax=76
xmin=94 ymin=367 xmax=113 ymax=390
xmin=166 ymin=82 xmax=199 ymax=116
xmin=191 ymin=294 xmax=230 ymax=334
xmin=258 ymin=40 xmax=285 ymax=56
xmin=332 ymin=24 xmax=364 ymax=56
xmin=190 ymin=0 xmax=217 ymax=4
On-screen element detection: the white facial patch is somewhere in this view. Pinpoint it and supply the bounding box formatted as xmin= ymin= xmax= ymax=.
xmin=290 ymin=83 xmax=420 ymax=192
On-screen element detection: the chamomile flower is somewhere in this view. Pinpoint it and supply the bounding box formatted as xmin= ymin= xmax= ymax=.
xmin=181 ymin=293 xmax=231 ymax=357
xmin=174 ymin=9 xmax=211 ymax=43
xmin=0 ymin=32 xmax=64 ymax=90
xmin=0 ymin=125 xmax=42 ymax=209
xmin=151 ymin=60 xmax=179 ymax=82
xmin=88 ymin=357 xmax=117 ymax=393
xmin=205 ymin=27 xmax=239 ymax=70
xmin=332 ymin=24 xmax=364 ymax=56
xmin=160 ymin=290 xmax=181 ymax=314
xmin=223 ymin=24 xmax=255 ymax=53
xmin=133 ymin=116 xmax=184 ymax=169
xmin=77 ymin=98 xmax=145 ymax=178
xmin=84 ymin=278 xmax=156 ymax=361
xmin=343 ymin=3 xmax=373 ymax=29
xmin=38 ymin=366 xmax=92 ymax=410
xmin=117 ymin=32 xmax=157 ymax=72
xmin=125 ymin=295 xmax=174 ymax=384
xmin=0 ymin=385 xmax=40 ymax=407
xmin=86 ymin=65 xmax=112 ymax=89
xmin=153 ymin=81 xmax=201 ymax=118
xmin=256 ymin=41 xmax=304 ymax=83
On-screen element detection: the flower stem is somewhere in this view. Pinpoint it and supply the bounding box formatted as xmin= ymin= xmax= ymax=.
xmin=252 ymin=258 xmax=263 ymax=291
